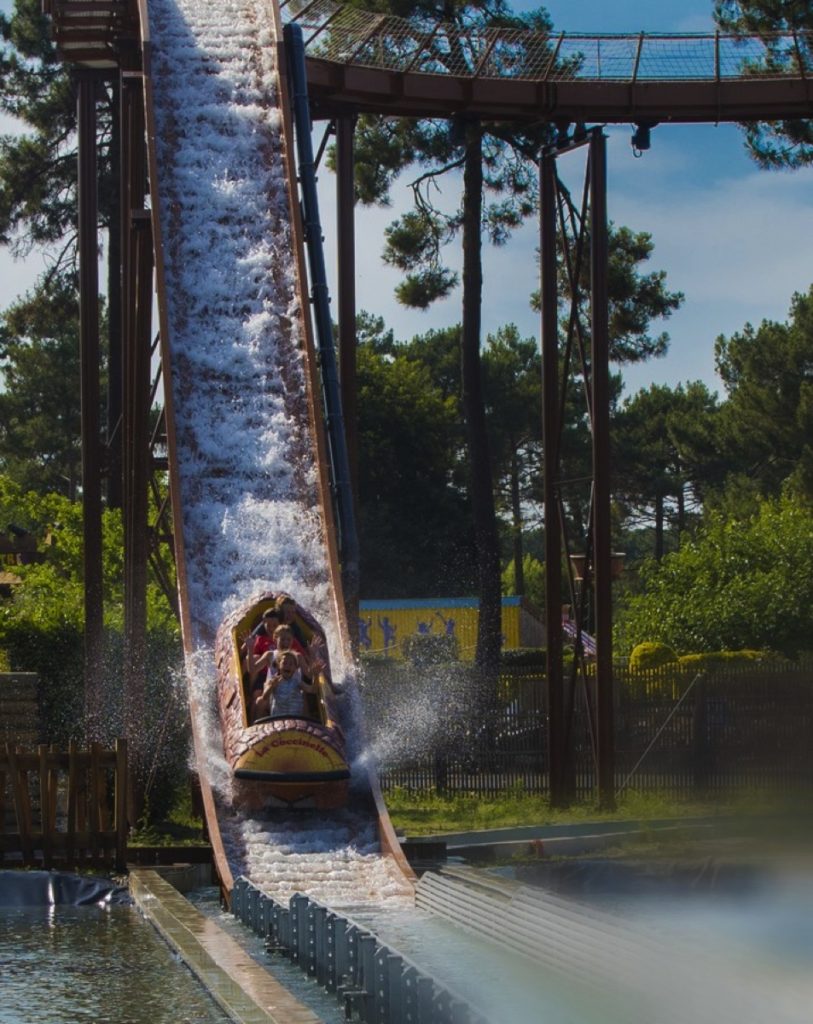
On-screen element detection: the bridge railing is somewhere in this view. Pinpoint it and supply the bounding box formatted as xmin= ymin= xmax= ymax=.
xmin=281 ymin=0 xmax=812 ymax=83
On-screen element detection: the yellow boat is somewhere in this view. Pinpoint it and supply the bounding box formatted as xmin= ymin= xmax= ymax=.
xmin=214 ymin=592 xmax=350 ymax=808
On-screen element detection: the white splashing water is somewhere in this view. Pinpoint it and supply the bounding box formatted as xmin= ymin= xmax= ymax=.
xmin=149 ymin=0 xmax=336 ymax=643
xmin=147 ymin=0 xmax=408 ymax=904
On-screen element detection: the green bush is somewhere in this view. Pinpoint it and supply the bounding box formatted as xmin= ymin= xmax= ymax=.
xmin=0 ymin=621 xmax=84 ymax=745
xmin=614 ymin=495 xmax=813 ymax=657
xmin=629 ymin=641 xmax=679 ymax=671
xmin=678 ymin=649 xmax=770 ymax=669
xmin=0 ymin=620 xmax=186 ymax=823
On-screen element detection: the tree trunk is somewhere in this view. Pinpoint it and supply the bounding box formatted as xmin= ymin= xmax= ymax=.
xmin=654 ymin=492 xmax=664 ymax=560
xmin=511 ymin=449 xmax=524 ymax=595
xmin=461 ymin=120 xmax=502 ymax=679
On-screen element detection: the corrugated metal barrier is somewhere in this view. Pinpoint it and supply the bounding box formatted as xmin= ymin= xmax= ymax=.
xmin=413 ymin=866 xmax=800 ymax=1024
xmin=231 ymin=877 xmax=488 ymax=1023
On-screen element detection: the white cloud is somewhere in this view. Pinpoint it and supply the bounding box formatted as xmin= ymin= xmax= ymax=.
xmin=319 ymin=122 xmax=813 ymax=399
xmin=613 ymin=171 xmax=813 ymax=310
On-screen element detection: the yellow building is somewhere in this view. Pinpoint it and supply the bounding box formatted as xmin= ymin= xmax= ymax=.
xmin=358 ymin=596 xmax=544 ymax=660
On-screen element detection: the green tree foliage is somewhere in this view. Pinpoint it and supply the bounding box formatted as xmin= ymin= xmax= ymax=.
xmin=714 ymin=1 xmax=813 ymax=167
xmin=714 ymin=286 xmax=813 ymax=497
xmin=0 ymin=475 xmax=177 ymax=635
xmin=1 ymin=0 xmax=122 ymax=503
xmin=482 ymin=323 xmax=541 ymax=591
xmin=628 ymin=641 xmax=678 ymax=671
xmin=0 ymin=475 xmax=182 ymax=808
xmin=368 ymin=318 xmax=462 ymax=400
xmin=345 ymin=2 xmax=553 ymax=300
xmin=372 ymin=320 xmax=544 ymax=582
xmin=0 ymin=0 xmax=79 ymax=261
xmin=533 ymin=223 xmax=683 ymax=550
xmin=615 ymin=492 xmax=813 ymax=657
xmin=531 ymin=224 xmax=684 ymax=364
xmin=0 ymin=0 xmax=119 ymax=260
xmin=601 ymin=226 xmax=684 ymax=363
xmin=0 ymin=278 xmax=97 ymax=497
xmin=0 ymin=0 xmax=130 ymax=521
xmin=614 ymin=382 xmax=722 ymax=557
xmin=356 ymin=331 xmax=476 ymax=597
xmin=0 ymin=0 xmax=120 ymax=273
xmin=340 ymin=0 xmax=553 ymax=670
xmin=501 ymin=552 xmax=544 ymax=609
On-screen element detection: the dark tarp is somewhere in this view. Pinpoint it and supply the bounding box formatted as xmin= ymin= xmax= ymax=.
xmin=0 ymin=870 xmax=130 ymax=906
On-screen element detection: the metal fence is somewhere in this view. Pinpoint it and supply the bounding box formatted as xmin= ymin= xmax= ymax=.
xmin=361 ymin=658 xmax=813 ymax=799
xmin=282 ymin=0 xmax=813 ymax=83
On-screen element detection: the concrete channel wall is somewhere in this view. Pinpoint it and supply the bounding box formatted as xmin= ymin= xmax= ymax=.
xmin=230 ymin=877 xmax=487 ymax=1024
xmin=132 ymin=869 xmax=491 ymax=1024
xmin=130 ymin=870 xmax=321 ymax=1024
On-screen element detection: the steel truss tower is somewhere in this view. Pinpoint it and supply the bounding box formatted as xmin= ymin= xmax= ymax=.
xmin=542 ymin=128 xmax=614 ymax=809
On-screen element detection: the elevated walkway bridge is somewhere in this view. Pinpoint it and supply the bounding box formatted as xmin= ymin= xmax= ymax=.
xmin=44 ymin=0 xmax=813 ymax=123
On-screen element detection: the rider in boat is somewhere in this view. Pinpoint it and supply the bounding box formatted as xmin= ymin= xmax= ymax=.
xmin=252 ymin=649 xmax=317 ymax=720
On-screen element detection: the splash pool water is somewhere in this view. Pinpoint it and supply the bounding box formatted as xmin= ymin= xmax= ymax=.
xmin=0 ymin=904 xmax=230 ymax=1024
xmin=492 ymin=858 xmax=813 ymax=1024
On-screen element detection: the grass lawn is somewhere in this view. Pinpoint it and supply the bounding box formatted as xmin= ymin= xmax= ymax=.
xmin=135 ymin=784 xmax=797 ymax=850
xmin=384 ymin=787 xmax=732 ymax=837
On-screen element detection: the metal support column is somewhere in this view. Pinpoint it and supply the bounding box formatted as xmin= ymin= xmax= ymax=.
xmin=107 ymin=76 xmax=123 ymax=511
xmin=539 ymin=127 xmax=614 ymax=806
xmin=589 ymin=131 xmax=615 ymax=810
xmin=335 ymin=114 xmax=359 ymax=646
xmin=540 ymin=151 xmax=565 ymax=807
xmin=121 ymin=67 xmax=151 ymax=815
xmin=77 ymin=71 xmax=105 ymax=730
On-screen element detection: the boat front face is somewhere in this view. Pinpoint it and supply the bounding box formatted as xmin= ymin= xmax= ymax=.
xmin=234 ymin=718 xmax=350 ymax=808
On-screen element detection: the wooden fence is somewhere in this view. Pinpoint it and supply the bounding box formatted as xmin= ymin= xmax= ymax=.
xmin=364 ymin=659 xmax=813 ymax=799
xmin=0 ymin=740 xmax=128 ymax=871
xmin=0 ymin=672 xmax=39 ymax=748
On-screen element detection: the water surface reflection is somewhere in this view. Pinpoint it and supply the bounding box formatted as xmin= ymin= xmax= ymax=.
xmin=0 ymin=905 xmax=230 ymax=1024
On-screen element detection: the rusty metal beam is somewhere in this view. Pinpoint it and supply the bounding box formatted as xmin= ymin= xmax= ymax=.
xmin=107 ymin=75 xmax=122 ymax=510
xmin=77 ymin=71 xmax=105 ymax=732
xmin=540 ymin=150 xmax=565 ymax=807
xmin=121 ymin=64 xmax=151 ymax=806
xmin=541 ymin=129 xmax=615 ymax=806
xmin=335 ymin=114 xmax=359 ymax=646
xmin=589 ymin=130 xmax=614 ymax=811
xmin=304 ymin=58 xmax=813 ymax=124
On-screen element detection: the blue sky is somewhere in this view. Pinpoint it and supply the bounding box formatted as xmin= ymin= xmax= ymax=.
xmin=1 ymin=0 xmax=811 ymax=400
xmin=319 ymin=0 xmax=813 ymax=398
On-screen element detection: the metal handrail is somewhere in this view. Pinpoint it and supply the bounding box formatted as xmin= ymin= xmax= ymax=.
xmin=281 ymin=2 xmax=812 ymax=84
xmin=283 ymin=21 xmax=361 ymax=606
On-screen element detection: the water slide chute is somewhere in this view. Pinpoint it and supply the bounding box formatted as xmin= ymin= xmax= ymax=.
xmin=137 ymin=0 xmax=412 ymax=899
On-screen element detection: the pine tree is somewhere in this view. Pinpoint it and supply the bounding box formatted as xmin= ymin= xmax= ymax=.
xmin=0 ymin=0 xmax=121 ymax=501
xmin=0 ymin=279 xmax=102 ymax=498
xmin=715 ymin=286 xmax=813 ymax=496
xmin=339 ymin=0 xmax=553 ymax=672
xmin=714 ymin=1 xmax=813 ymax=167
xmin=614 ymin=382 xmax=722 ymax=558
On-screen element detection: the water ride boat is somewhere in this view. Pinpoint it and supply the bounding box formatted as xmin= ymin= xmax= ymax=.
xmin=214 ymin=592 xmax=350 ymax=808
